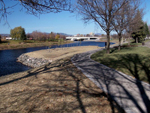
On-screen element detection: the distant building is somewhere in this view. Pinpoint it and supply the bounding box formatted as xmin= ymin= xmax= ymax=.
xmin=6 ymin=37 xmax=12 ymax=40
xmin=89 ymin=32 xmax=94 ymax=36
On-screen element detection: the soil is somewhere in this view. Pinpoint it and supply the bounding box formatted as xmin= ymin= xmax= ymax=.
xmin=0 ymin=57 xmax=124 ymax=113
xmin=25 ymin=46 xmax=101 ymax=61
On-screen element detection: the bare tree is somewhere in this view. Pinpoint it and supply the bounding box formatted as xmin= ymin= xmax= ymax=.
xmin=0 ymin=0 xmax=18 ymax=25
xmin=49 ymin=32 xmax=55 ymax=39
xmin=19 ymin=0 xmax=71 ymax=15
xmin=0 ymin=0 xmax=6 ymax=23
xmin=0 ymin=0 xmax=71 ymax=23
xmin=111 ymin=34 xmax=118 ymax=39
xmin=76 ymin=0 xmax=130 ymax=53
xmin=112 ymin=0 xmax=141 ymax=50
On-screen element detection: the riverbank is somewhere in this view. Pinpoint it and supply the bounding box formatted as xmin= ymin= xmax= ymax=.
xmin=17 ymin=54 xmax=52 ymax=68
xmin=0 ymin=40 xmax=72 ymax=50
xmin=0 ymin=57 xmax=123 ymax=113
xmin=16 ymin=40 xmax=120 ymax=68
xmin=17 ymin=46 xmax=101 ymax=68
xmin=0 ymin=42 xmax=126 ymax=112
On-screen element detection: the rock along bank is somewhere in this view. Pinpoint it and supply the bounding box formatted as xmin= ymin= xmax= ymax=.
xmin=17 ymin=54 xmax=52 ymax=68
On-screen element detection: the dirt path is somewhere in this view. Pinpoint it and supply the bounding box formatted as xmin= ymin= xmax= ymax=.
xmin=144 ymin=41 xmax=150 ymax=48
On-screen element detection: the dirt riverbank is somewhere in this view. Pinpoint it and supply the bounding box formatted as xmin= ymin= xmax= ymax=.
xmin=25 ymin=46 xmax=101 ymax=61
xmin=0 ymin=57 xmax=123 ymax=113
xmin=0 ymin=43 xmax=125 ymax=112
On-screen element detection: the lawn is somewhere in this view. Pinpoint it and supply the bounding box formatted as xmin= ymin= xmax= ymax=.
xmin=91 ymin=46 xmax=150 ymax=83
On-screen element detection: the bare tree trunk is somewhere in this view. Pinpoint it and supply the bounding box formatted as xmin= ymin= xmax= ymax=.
xmin=118 ymin=34 xmax=122 ymax=50
xmin=128 ymin=37 xmax=131 ymax=46
xmin=106 ymin=31 xmax=110 ymax=54
xmin=136 ymin=37 xmax=138 ymax=43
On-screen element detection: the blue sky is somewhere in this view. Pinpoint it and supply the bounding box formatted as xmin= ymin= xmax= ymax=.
xmin=0 ymin=0 xmax=150 ymax=35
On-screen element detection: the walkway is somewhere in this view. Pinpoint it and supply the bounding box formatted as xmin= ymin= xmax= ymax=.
xmin=144 ymin=41 xmax=150 ymax=48
xmin=71 ymin=48 xmax=150 ymax=113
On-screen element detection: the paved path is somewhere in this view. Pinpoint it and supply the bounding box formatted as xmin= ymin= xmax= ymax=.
xmin=144 ymin=41 xmax=150 ymax=48
xmin=71 ymin=48 xmax=150 ymax=113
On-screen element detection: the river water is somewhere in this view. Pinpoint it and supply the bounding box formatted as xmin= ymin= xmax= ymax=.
xmin=0 ymin=41 xmax=114 ymax=76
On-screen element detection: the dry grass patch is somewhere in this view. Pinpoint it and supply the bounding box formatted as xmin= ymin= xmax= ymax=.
xmin=25 ymin=46 xmax=101 ymax=61
xmin=0 ymin=57 xmax=124 ymax=113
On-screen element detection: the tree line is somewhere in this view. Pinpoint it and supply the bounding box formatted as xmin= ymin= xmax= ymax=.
xmin=26 ymin=31 xmax=66 ymax=41
xmin=111 ymin=22 xmax=150 ymax=43
xmin=10 ymin=26 xmax=66 ymax=41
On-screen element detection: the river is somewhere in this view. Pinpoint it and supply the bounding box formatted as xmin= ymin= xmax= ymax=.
xmin=0 ymin=41 xmax=114 ymax=76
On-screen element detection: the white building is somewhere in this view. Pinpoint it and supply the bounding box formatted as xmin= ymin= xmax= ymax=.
xmin=6 ymin=37 xmax=12 ymax=40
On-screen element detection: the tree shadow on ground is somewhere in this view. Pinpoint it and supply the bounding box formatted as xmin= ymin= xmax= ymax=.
xmin=0 ymin=40 xmax=9 ymax=44
xmin=92 ymin=53 xmax=150 ymax=113
xmin=100 ymin=53 xmax=150 ymax=84
xmin=0 ymin=58 xmax=123 ymax=113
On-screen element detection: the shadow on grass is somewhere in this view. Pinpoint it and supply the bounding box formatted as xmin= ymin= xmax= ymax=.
xmin=92 ymin=52 xmax=150 ymax=113
xmin=70 ymin=49 xmax=150 ymax=113
xmin=99 ymin=54 xmax=150 ymax=84
xmin=0 ymin=58 xmax=123 ymax=113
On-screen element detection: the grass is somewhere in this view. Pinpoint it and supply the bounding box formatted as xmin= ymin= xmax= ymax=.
xmin=91 ymin=46 xmax=150 ymax=83
xmin=0 ymin=57 xmax=124 ymax=113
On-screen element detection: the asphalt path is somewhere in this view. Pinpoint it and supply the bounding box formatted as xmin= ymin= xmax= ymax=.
xmin=71 ymin=48 xmax=150 ymax=113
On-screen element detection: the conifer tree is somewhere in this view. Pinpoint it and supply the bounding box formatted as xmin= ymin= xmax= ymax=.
xmin=144 ymin=23 xmax=150 ymax=37
xmin=20 ymin=28 xmax=26 ymax=40
xmin=131 ymin=10 xmax=146 ymax=43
